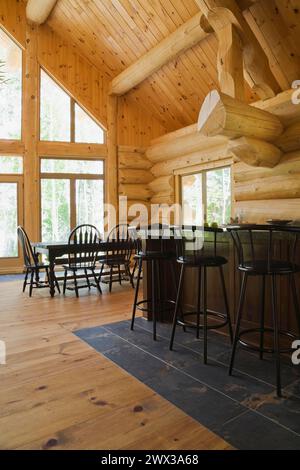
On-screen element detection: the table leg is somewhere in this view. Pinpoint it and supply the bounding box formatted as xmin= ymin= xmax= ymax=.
xmin=49 ymin=255 xmax=56 ymax=297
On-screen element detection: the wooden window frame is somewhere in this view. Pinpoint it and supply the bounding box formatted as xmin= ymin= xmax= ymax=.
xmin=40 ymin=156 xmax=105 ymax=240
xmin=176 ymin=159 xmax=233 ymax=224
xmin=39 ymin=68 xmax=106 ymax=145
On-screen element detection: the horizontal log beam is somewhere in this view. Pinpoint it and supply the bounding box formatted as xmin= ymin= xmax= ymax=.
xmin=119 ymin=169 xmax=153 ymax=184
xmin=275 ymin=122 xmax=300 ymax=153
xmin=26 ymin=0 xmax=57 ymax=25
xmin=119 ymin=184 xmax=153 ymax=201
xmin=148 ymin=176 xmax=174 ymax=194
xmin=228 ymin=137 xmax=282 ymax=168
xmin=198 ymin=90 xmax=283 ymax=141
xmin=109 ymin=13 xmax=210 ymax=96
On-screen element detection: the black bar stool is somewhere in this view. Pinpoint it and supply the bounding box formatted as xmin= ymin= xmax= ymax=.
xmin=169 ymin=226 xmax=233 ymax=364
xmin=227 ymin=224 xmax=300 ymax=397
xmin=130 ymin=224 xmax=177 ymax=341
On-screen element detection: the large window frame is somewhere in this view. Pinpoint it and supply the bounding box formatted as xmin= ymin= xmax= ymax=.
xmin=40 ymin=156 xmax=105 ymax=241
xmin=0 ymin=160 xmax=24 ymax=269
xmin=177 ymin=160 xmax=233 ymax=226
xmin=39 ymin=68 xmax=106 ymax=145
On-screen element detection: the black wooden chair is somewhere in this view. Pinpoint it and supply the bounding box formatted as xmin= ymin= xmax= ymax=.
xmin=17 ymin=226 xmax=60 ymax=297
xmin=227 ymin=224 xmax=300 ymax=397
xmin=63 ymin=224 xmax=102 ymax=297
xmin=99 ymin=224 xmax=134 ymax=292
xmin=169 ymin=225 xmax=233 ymax=363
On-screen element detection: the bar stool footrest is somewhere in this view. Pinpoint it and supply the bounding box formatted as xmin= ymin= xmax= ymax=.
xmin=136 ymin=299 xmax=175 ymax=314
xmin=238 ymin=327 xmax=297 ymax=354
xmin=177 ymin=309 xmax=230 ymax=331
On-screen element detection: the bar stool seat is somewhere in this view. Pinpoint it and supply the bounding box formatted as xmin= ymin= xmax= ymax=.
xmin=227 ymin=225 xmax=300 ymax=398
xmin=239 ymin=259 xmax=300 ymax=275
xmin=130 ymin=225 xmax=177 ymax=341
xmin=177 ymin=254 xmax=227 ymax=267
xmin=169 ymin=226 xmax=233 ymax=364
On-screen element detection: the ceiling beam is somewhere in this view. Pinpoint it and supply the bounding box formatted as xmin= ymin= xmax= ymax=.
xmin=194 ymin=0 xmax=280 ymax=99
xmin=109 ymin=12 xmax=212 ymax=96
xmin=26 ymin=0 xmax=57 ymax=25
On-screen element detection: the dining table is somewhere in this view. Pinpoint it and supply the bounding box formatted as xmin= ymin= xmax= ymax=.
xmin=33 ymin=240 xmax=134 ymax=297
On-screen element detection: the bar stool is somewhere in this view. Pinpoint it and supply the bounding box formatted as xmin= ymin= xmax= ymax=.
xmin=227 ymin=224 xmax=300 ymax=397
xmin=130 ymin=224 xmax=177 ymax=341
xmin=169 ymin=226 xmax=233 ymax=364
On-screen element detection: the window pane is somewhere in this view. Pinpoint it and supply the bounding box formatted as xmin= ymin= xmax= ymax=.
xmin=75 ymin=104 xmax=104 ymax=144
xmin=0 ymin=156 xmax=23 ymax=174
xmin=76 ymin=179 xmax=104 ymax=235
xmin=41 ymin=158 xmax=103 ymax=174
xmin=181 ymin=174 xmax=203 ymax=225
xmin=0 ymin=183 xmax=18 ymax=257
xmin=206 ymin=167 xmax=231 ymax=225
xmin=40 ymin=70 xmax=71 ymax=142
xmin=41 ymin=179 xmax=70 ymax=242
xmin=0 ymin=28 xmax=22 ymax=140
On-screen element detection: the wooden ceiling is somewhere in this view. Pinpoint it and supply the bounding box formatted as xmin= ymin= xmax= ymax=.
xmin=46 ymin=0 xmax=300 ymax=132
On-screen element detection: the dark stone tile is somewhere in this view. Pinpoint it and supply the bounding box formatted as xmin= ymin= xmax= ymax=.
xmin=144 ymin=367 xmax=246 ymax=431
xmin=218 ymin=348 xmax=300 ymax=387
xmin=216 ymin=409 xmax=300 ymax=450
xmin=183 ymin=360 xmax=274 ymax=405
xmin=285 ymin=378 xmax=300 ymax=399
xmin=104 ymin=340 xmax=173 ymax=383
xmin=104 ymin=322 xmax=201 ymax=370
xmin=75 ymin=325 xmax=107 ymax=340
xmin=254 ymin=392 xmax=300 ymax=435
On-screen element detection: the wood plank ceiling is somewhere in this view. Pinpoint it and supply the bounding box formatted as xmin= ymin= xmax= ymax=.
xmin=46 ymin=0 xmax=300 ymax=132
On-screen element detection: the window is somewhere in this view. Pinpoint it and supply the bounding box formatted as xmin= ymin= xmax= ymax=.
xmin=181 ymin=167 xmax=231 ymax=226
xmin=0 ymin=155 xmax=23 ymax=174
xmin=0 ymin=27 xmax=22 ymax=140
xmin=0 ymin=156 xmax=23 ymax=259
xmin=40 ymin=70 xmax=71 ymax=142
xmin=41 ymin=158 xmax=104 ymax=242
xmin=40 ymin=70 xmax=105 ymax=143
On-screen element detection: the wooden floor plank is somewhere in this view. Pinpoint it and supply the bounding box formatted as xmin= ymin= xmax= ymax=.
xmin=0 ymin=279 xmax=232 ymax=450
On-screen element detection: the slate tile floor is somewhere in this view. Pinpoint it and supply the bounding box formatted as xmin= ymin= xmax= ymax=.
xmin=75 ymin=318 xmax=300 ymax=450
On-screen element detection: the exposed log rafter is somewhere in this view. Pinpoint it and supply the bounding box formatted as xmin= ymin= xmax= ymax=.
xmin=194 ymin=0 xmax=280 ymax=99
xmin=109 ymin=12 xmax=211 ymax=96
xmin=26 ymin=0 xmax=57 ymax=25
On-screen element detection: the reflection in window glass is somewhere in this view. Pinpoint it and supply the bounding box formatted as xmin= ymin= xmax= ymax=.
xmin=0 ymin=183 xmax=18 ymax=257
xmin=41 ymin=158 xmax=103 ymax=174
xmin=40 ymin=70 xmax=71 ymax=142
xmin=206 ymin=167 xmax=231 ymax=225
xmin=76 ymin=179 xmax=104 ymax=235
xmin=0 ymin=156 xmax=23 ymax=174
xmin=182 ymin=174 xmax=203 ymax=225
xmin=41 ymin=179 xmax=70 ymax=242
xmin=0 ymin=28 xmax=22 ymax=139
xmin=75 ymin=104 xmax=104 ymax=144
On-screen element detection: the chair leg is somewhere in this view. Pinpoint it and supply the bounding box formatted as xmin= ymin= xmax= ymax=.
xmin=118 ymin=264 xmax=122 ymax=285
xmin=271 ymin=274 xmax=282 ymax=397
xmin=85 ymin=268 xmax=91 ymax=290
xmin=109 ymin=266 xmax=113 ymax=293
xmin=291 ymin=273 xmax=300 ymax=337
xmin=259 ymin=275 xmax=266 ymax=360
xmin=74 ymin=273 xmax=79 ymax=298
xmin=203 ymin=266 xmax=208 ymax=365
xmin=152 ymin=260 xmax=157 ymax=341
xmin=92 ymin=269 xmax=102 ymax=294
xmin=130 ymin=259 xmax=142 ymax=331
xmin=156 ymin=260 xmax=162 ymax=323
xmin=29 ymin=270 xmax=34 ymax=297
xmin=54 ymin=275 xmax=61 ymax=294
xmin=219 ymin=265 xmax=233 ymax=343
xmin=63 ymin=270 xmax=67 ymax=294
xmin=127 ymin=262 xmax=135 ymax=289
xmin=98 ymin=264 xmax=104 ymax=283
xmin=229 ymin=272 xmax=248 ymax=376
xmin=170 ymin=264 xmax=185 ymax=351
xmin=23 ymin=269 xmax=29 ymax=292
xmin=196 ymin=266 xmax=202 ymax=340
xmin=170 ymin=261 xmax=185 ymax=332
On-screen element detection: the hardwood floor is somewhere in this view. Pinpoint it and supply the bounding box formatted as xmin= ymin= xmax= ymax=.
xmin=0 ymin=278 xmax=231 ymax=450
